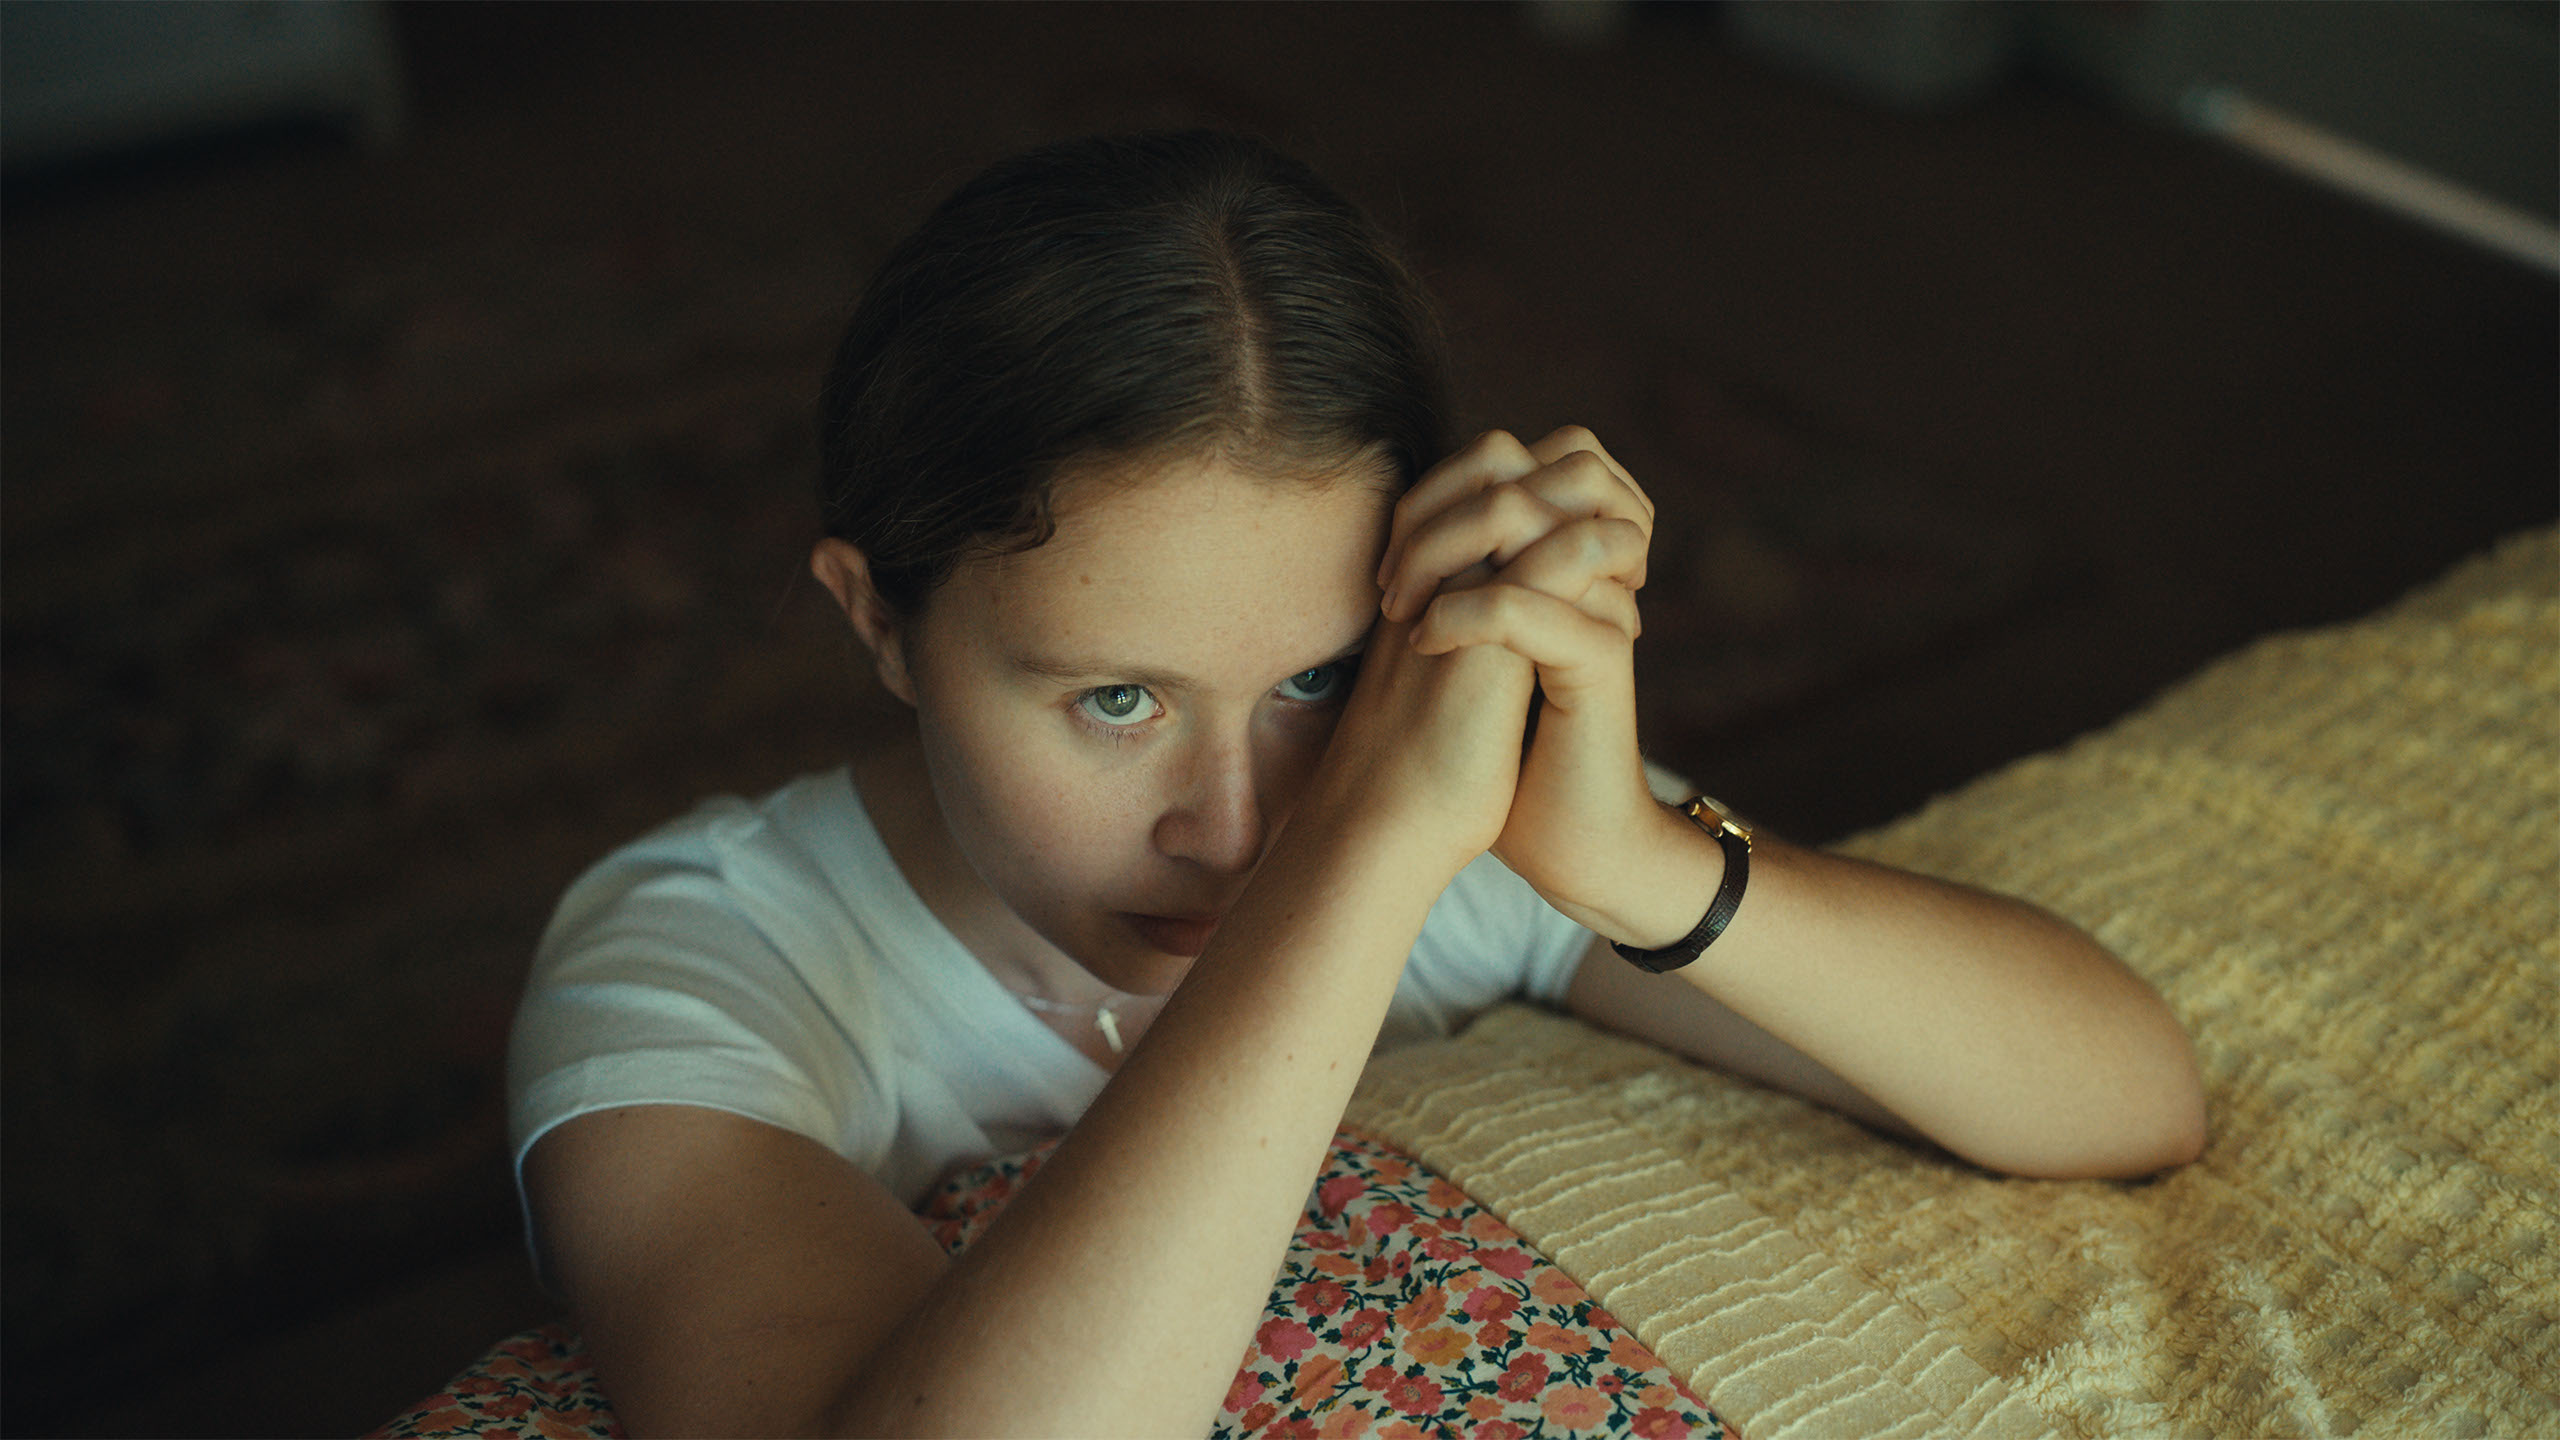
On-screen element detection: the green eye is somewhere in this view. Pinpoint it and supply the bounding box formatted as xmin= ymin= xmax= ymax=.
xmin=1278 ymin=662 xmax=1352 ymax=703
xmin=1079 ymin=684 xmax=1159 ymax=727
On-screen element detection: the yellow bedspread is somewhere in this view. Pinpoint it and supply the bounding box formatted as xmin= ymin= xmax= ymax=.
xmin=1347 ymin=527 xmax=2557 ymax=1439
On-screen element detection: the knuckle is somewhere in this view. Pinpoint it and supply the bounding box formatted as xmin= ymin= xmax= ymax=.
xmin=1489 ymin=483 xmax=1539 ymax=522
xmin=1472 ymin=484 xmax=1536 ymax=536
xmin=1551 ymin=516 xmax=1618 ymax=563
xmin=1553 ymin=450 xmax=1608 ymax=486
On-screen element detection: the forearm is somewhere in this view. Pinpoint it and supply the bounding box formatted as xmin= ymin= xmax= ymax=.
xmin=1612 ymin=812 xmax=2204 ymax=1178
xmin=830 ymin=798 xmax=1448 ymax=1436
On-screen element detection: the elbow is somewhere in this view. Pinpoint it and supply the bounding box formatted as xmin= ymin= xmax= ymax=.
xmin=2118 ymin=1010 xmax=2210 ymax=1176
xmin=2156 ymin=1073 xmax=2210 ymax=1170
xmin=2005 ymin=1058 xmax=2209 ymax=1182
xmin=1947 ymin=1024 xmax=2209 ymax=1181
xmin=2093 ymin=1086 xmax=2207 ymax=1179
xmin=2144 ymin=1069 xmax=2211 ymax=1173
xmin=1966 ymin=1099 xmax=2204 ymax=1182
xmin=2035 ymin=986 xmax=2211 ymax=1181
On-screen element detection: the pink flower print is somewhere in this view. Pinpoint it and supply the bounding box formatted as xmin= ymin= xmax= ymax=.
xmin=1461 ymin=1287 xmax=1519 ymax=1324
xmin=1366 ymin=1200 xmax=1416 ymax=1236
xmin=1379 ymin=1371 xmax=1446 ymax=1416
xmin=1471 ymin=1423 xmax=1529 ymax=1440
xmin=1339 ymin=1308 xmax=1392 ymax=1349
xmin=1319 ymin=1173 xmax=1367 ymax=1217
xmin=1270 ymin=1419 xmax=1319 ymax=1440
xmin=1423 ymin=1235 xmax=1470 ymax=1262
xmin=1495 ymin=1353 xmax=1551 ymax=1401
xmin=1632 ymin=1407 xmax=1692 ymax=1440
xmin=1476 ymin=1318 xmax=1512 ymax=1349
xmin=1478 ymin=1247 xmax=1532 ymax=1280
xmin=1226 ymin=1370 xmax=1266 ymax=1413
xmin=1240 ymin=1401 xmax=1279 ymax=1432
xmin=1295 ymin=1277 xmax=1351 ymax=1316
xmin=1257 ymin=1317 xmax=1317 ymax=1363
xmin=1607 ymin=1332 xmax=1658 ymax=1371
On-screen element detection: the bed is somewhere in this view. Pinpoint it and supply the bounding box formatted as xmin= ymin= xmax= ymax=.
xmin=1344 ymin=525 xmax=2557 ymax=1438
xmin=379 ymin=526 xmax=2554 ymax=1437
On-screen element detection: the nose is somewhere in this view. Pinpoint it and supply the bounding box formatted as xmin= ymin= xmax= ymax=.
xmin=1150 ymin=727 xmax=1268 ymax=878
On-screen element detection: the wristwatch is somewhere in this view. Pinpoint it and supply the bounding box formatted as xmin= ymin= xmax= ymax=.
xmin=1611 ymin=795 xmax=1754 ymax=974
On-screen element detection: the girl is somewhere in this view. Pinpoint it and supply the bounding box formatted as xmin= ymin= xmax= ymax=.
xmin=509 ymin=130 xmax=2205 ymax=1437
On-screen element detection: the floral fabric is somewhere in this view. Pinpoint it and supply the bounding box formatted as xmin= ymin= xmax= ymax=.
xmin=373 ymin=1131 xmax=1739 ymax=1439
xmin=369 ymin=1323 xmax=619 ymax=1439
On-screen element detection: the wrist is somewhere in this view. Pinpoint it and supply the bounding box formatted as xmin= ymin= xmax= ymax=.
xmin=1583 ymin=798 xmax=1732 ymax=950
xmin=1281 ymin=769 xmax=1482 ymax=900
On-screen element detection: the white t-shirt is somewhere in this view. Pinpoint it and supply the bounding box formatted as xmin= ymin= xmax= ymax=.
xmin=507 ymin=767 xmax=1597 ymax=1211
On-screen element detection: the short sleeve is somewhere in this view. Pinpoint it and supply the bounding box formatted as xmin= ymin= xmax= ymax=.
xmin=1381 ymin=756 xmax=1701 ymax=1048
xmin=504 ymin=807 xmax=892 ymax=1181
xmin=1385 ymin=853 xmax=1590 ymax=1048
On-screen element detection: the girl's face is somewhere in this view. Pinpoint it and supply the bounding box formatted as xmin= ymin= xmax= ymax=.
xmin=893 ymin=451 xmax=1397 ymax=997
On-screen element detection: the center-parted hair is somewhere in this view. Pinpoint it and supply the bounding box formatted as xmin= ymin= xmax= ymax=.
xmin=818 ymin=130 xmax=1451 ymax=617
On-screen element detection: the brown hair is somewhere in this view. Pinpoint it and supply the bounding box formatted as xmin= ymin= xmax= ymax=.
xmin=817 ymin=130 xmax=1450 ymax=617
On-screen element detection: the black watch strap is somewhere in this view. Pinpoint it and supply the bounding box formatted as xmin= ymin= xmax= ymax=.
xmin=1612 ymin=797 xmax=1753 ymax=974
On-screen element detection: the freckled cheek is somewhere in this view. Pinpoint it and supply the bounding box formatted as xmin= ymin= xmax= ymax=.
xmin=1257 ymin=708 xmax=1346 ymax=819
xmin=928 ymin=711 xmax=1163 ymax=891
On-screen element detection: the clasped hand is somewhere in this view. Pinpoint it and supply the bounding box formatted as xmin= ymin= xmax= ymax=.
xmin=1333 ymin=427 xmax=1671 ymax=937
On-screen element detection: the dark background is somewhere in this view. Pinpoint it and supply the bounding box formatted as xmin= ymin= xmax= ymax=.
xmin=3 ymin=3 xmax=2553 ymax=1434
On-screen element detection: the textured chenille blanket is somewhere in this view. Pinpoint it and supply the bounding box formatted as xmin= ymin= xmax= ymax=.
xmin=1347 ymin=527 xmax=2558 ymax=1439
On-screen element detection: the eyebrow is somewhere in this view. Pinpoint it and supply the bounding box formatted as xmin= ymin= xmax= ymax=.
xmin=1008 ymin=639 xmax=1368 ymax=692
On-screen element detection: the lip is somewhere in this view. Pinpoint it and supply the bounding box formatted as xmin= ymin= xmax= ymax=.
xmin=1121 ymin=912 xmax=1224 ymax=958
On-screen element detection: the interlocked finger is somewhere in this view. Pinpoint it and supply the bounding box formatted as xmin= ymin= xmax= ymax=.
xmin=1524 ymin=425 xmax=1654 ymax=525
xmin=1384 ymin=453 xmax=1653 ymax=617
xmin=1477 ymin=518 xmax=1650 ymax=638
xmin=1384 ymin=428 xmax=1652 ymax=566
xmin=1385 ymin=430 xmax=1541 ymax=566
xmin=1382 ymin=470 xmax=1655 ymax=621
xmin=1408 ymin=581 xmax=1635 ymax=710
xmin=1382 ymin=481 xmax=1566 ymax=620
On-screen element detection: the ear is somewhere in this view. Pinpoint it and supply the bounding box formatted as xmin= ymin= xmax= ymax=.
xmin=809 ymin=538 xmax=918 ymax=706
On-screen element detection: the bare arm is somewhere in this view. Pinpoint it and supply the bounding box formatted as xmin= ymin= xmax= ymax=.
xmin=524 ymin=630 xmax=1537 ymax=1437
xmin=1379 ymin=426 xmax=2204 ymax=1183
xmin=1569 ymin=820 xmax=2206 ymax=1180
